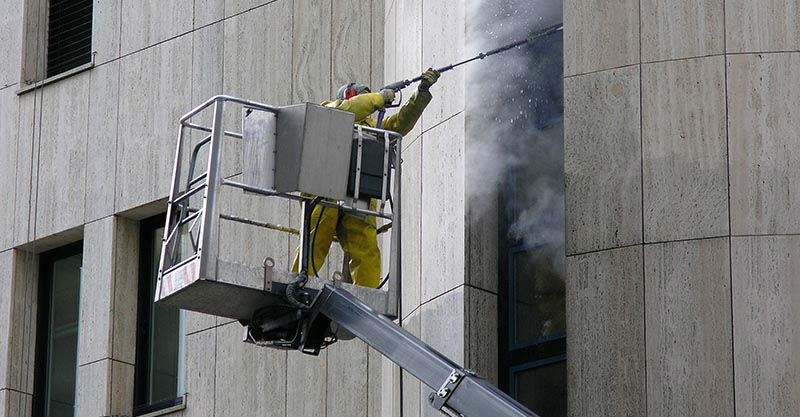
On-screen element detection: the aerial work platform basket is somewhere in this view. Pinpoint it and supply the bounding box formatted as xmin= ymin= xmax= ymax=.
xmin=155 ymin=95 xmax=537 ymax=417
xmin=155 ymin=95 xmax=402 ymax=323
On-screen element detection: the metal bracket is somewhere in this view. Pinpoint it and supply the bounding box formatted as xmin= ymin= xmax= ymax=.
xmin=429 ymin=369 xmax=465 ymax=411
xmin=332 ymin=271 xmax=344 ymax=287
xmin=353 ymin=125 xmax=364 ymax=202
xmin=263 ymin=257 xmax=275 ymax=291
xmin=380 ymin=131 xmax=390 ymax=212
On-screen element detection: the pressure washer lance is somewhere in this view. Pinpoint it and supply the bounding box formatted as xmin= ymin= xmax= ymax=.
xmin=376 ymin=22 xmax=564 ymax=128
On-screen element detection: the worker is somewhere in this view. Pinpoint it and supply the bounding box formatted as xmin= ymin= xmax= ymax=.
xmin=291 ymin=68 xmax=440 ymax=288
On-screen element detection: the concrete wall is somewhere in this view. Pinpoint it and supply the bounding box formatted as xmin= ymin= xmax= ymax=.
xmin=564 ymin=0 xmax=800 ymax=415
xmin=382 ymin=1 xmax=500 ymax=416
xmin=0 ymin=0 xmax=495 ymax=416
xmin=0 ymin=0 xmax=389 ymax=416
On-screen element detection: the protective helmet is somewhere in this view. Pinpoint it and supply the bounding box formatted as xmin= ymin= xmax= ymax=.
xmin=337 ymin=83 xmax=370 ymax=100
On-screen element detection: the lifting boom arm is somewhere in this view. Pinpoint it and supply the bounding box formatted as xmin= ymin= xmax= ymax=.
xmin=307 ymin=284 xmax=538 ymax=417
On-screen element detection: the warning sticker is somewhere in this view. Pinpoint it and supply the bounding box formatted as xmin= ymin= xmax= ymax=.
xmin=161 ymin=258 xmax=200 ymax=298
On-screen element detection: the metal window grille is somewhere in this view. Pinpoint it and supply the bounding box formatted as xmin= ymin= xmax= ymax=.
xmin=46 ymin=0 xmax=92 ymax=78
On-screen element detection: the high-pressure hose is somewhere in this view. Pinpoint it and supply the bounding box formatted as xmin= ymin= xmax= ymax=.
xmin=286 ymin=197 xmax=323 ymax=309
xmin=379 ymin=22 xmax=563 ymax=104
xmin=376 ymin=23 xmax=562 ymax=129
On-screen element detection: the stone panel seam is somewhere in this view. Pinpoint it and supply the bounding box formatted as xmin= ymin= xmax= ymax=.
xmin=213 ymin=326 xmax=217 ymax=417
xmin=31 ymin=62 xmax=44 ymax=242
xmin=641 ymin=52 xmax=727 ymax=67
xmin=118 ymin=30 xmax=195 ymax=64
xmin=6 ymin=89 xmax=19 ymax=251
xmin=403 ymin=283 xmax=466 ymax=321
xmin=112 ymin=36 xmax=122 ymax=213
xmin=12 ymin=97 xmax=21 ymax=245
xmin=732 ymin=233 xmax=800 ymax=238
xmin=17 ymin=250 xmax=37 ymax=406
xmin=83 ymin=68 xmax=92 ymax=224
xmin=402 ymin=109 xmax=463 ymax=153
xmin=642 ymin=235 xmax=730 ymax=249
xmin=283 ymin=349 xmax=288 ymax=417
xmin=726 ymin=49 xmax=800 ymax=57
xmin=186 ymin=317 xmax=244 ymax=336
xmin=564 ymin=62 xmax=640 ymax=79
xmin=329 ymin=0 xmax=333 ymax=98
xmin=722 ymin=1 xmax=737 ymax=413
xmin=0 ymin=388 xmax=32 ymax=397
xmin=644 ymin=234 xmax=731 ymax=246
xmin=369 ymin=0 xmax=373 ymax=90
xmin=227 ymin=0 xmax=285 ymax=19
xmin=289 ymin=0 xmax=294 ymax=104
xmin=108 ymin=0 xmax=285 ymax=74
xmin=78 ymin=356 xmax=135 ymax=368
xmin=567 ymin=242 xmax=642 ymax=258
xmin=385 ymin=0 xmax=395 ymax=22
xmin=108 ymin=354 xmax=115 ymax=414
xmin=464 ymin=280 xmax=471 ymax=376
xmin=638 ymin=0 xmax=647 ymax=410
xmin=185 ymin=324 xmax=223 ymax=336
xmin=401 ymin=130 xmax=422 ymax=151
xmin=563 ymin=52 xmax=800 ymax=81
xmin=109 ymin=218 xmax=122 ymax=364
xmin=466 ymin=284 xmax=497 ymax=297
xmin=420 ymin=280 xmax=463 ymax=305
xmin=117 ymin=0 xmax=123 ymax=57
xmin=421 ymin=109 xmax=464 ymax=136
xmin=566 ymin=243 xmax=645 ymax=260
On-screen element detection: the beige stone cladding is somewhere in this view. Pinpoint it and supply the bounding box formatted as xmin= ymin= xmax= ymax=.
xmin=565 ymin=0 xmax=800 ymax=415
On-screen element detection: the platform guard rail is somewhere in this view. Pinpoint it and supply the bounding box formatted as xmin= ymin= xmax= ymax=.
xmin=154 ymin=95 xmax=538 ymax=417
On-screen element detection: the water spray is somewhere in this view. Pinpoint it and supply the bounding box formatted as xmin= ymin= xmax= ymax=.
xmin=377 ymin=22 xmax=563 ymax=127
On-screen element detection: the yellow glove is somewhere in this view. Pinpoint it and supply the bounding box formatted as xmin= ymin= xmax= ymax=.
xmin=418 ymin=68 xmax=440 ymax=92
xmin=380 ymin=88 xmax=396 ymax=105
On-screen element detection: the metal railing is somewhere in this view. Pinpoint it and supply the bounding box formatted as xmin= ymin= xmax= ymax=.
xmin=155 ymin=95 xmax=402 ymax=316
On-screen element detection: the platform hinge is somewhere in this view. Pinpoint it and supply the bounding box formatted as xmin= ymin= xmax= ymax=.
xmin=429 ymin=369 xmax=466 ymax=413
xmin=263 ymin=257 xmax=275 ymax=291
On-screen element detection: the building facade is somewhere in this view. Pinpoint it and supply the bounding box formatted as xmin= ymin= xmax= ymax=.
xmin=0 ymin=0 xmax=563 ymax=416
xmin=565 ymin=0 xmax=800 ymax=416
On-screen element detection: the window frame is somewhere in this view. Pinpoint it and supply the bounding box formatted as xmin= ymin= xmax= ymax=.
xmin=496 ymin=26 xmax=566 ymax=413
xmin=133 ymin=214 xmax=185 ymax=416
xmin=32 ymin=240 xmax=84 ymax=417
xmin=17 ymin=0 xmax=94 ymax=95
xmin=44 ymin=0 xmax=93 ymax=79
xmin=498 ymin=185 xmax=567 ymax=393
xmin=508 ymin=353 xmax=567 ymax=401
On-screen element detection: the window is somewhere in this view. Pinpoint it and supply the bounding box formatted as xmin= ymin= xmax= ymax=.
xmin=21 ymin=0 xmax=93 ymax=84
xmin=46 ymin=0 xmax=93 ymax=78
xmin=134 ymin=214 xmax=185 ymax=415
xmin=497 ymin=27 xmax=566 ymax=416
xmin=33 ymin=242 xmax=83 ymax=417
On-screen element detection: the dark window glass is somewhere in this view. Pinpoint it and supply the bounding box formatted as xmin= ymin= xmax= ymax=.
xmin=513 ymin=358 xmax=567 ymax=416
xmin=476 ymin=8 xmax=566 ymax=415
xmin=511 ymin=247 xmax=565 ymax=345
xmin=46 ymin=0 xmax=93 ymax=78
xmin=134 ymin=215 xmax=184 ymax=415
xmin=34 ymin=242 xmax=83 ymax=417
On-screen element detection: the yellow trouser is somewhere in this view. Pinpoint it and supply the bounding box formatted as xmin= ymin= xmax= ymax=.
xmin=291 ymin=205 xmax=381 ymax=288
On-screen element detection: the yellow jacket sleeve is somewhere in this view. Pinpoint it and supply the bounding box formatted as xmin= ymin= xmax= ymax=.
xmin=324 ymin=92 xmax=386 ymax=122
xmin=381 ymin=90 xmax=432 ymax=136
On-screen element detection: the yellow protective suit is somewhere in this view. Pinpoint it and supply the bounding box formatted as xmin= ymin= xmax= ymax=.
xmin=291 ymin=89 xmax=432 ymax=288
